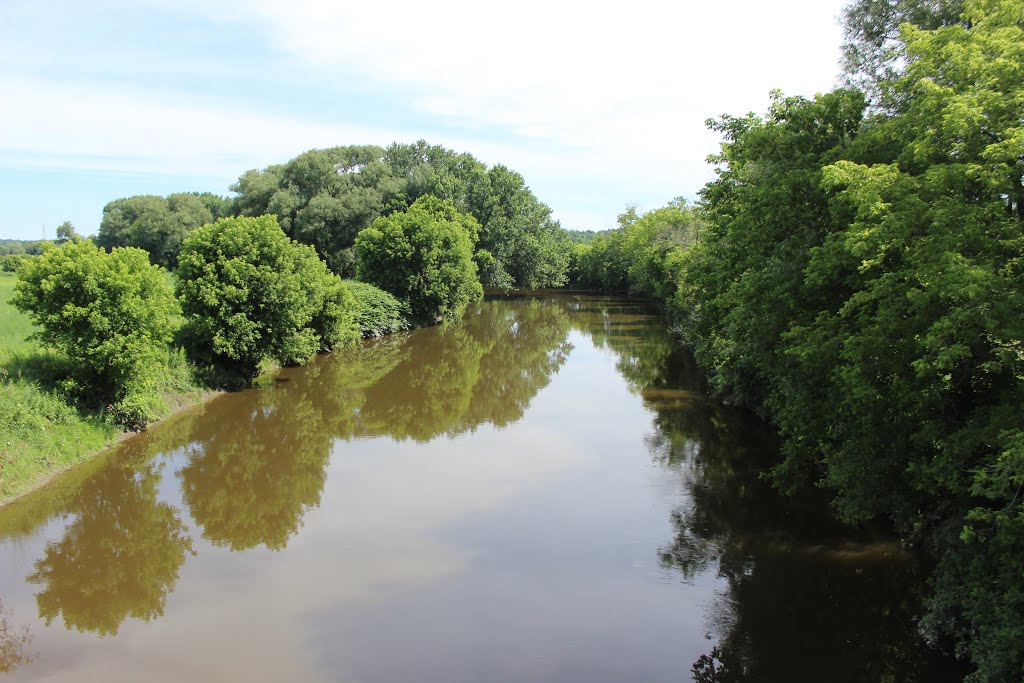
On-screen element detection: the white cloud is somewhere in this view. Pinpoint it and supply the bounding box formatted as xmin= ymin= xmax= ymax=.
xmin=156 ymin=0 xmax=848 ymax=224
xmin=1 ymin=0 xmax=849 ymax=232
xmin=0 ymin=75 xmax=392 ymax=180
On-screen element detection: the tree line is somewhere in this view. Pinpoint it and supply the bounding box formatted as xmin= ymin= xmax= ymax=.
xmin=572 ymin=1 xmax=1022 ymax=680
xmin=94 ymin=141 xmax=570 ymax=289
xmin=10 ymin=140 xmax=558 ymax=429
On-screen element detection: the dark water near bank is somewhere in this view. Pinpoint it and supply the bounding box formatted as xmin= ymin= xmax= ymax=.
xmin=0 ymin=293 xmax=962 ymax=682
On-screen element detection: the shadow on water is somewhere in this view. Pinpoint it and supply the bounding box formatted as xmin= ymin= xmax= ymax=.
xmin=580 ymin=300 xmax=966 ymax=683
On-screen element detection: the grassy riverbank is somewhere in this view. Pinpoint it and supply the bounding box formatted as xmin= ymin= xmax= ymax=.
xmin=0 ymin=273 xmax=212 ymax=505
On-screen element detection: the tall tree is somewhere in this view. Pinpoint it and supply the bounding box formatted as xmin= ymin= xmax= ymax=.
xmin=230 ymin=141 xmax=570 ymax=287
xmin=96 ymin=193 xmax=226 ymax=267
xmin=840 ymin=0 xmax=965 ymax=107
xmin=54 ymin=221 xmax=81 ymax=244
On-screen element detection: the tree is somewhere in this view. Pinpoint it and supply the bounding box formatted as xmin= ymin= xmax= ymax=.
xmin=574 ymin=200 xmax=703 ymax=297
xmin=355 ymin=196 xmax=483 ymax=324
xmin=96 ymin=193 xmax=225 ymax=267
xmin=676 ymin=1 xmax=1024 ymax=677
xmin=231 ymin=141 xmax=571 ymax=286
xmin=469 ymin=165 xmax=570 ymax=288
xmin=54 ymin=221 xmax=81 ymax=244
xmin=12 ymin=241 xmax=177 ymax=427
xmin=230 ymin=146 xmax=394 ymax=276
xmin=175 ymin=215 xmax=351 ymax=386
xmin=840 ymin=0 xmax=965 ymax=107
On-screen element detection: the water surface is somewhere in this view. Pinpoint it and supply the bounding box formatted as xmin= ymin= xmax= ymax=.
xmin=0 ymin=294 xmax=961 ymax=681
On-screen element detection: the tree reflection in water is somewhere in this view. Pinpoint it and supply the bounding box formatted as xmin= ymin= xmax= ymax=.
xmin=0 ymin=599 xmax=33 ymax=673
xmin=589 ymin=312 xmax=961 ymax=683
xmin=179 ymin=374 xmax=334 ymax=552
xmin=330 ymin=298 xmax=574 ymax=441
xmin=176 ymin=297 xmax=575 ymax=551
xmin=27 ymin=462 xmax=192 ymax=636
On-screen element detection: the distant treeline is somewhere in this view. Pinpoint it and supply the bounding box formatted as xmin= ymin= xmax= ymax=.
xmin=0 ymin=239 xmax=49 ymax=256
xmin=572 ymin=1 xmax=1023 ymax=680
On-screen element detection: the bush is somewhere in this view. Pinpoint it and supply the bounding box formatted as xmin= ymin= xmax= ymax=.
xmin=341 ymin=280 xmax=410 ymax=338
xmin=176 ymin=215 xmax=352 ymax=385
xmin=0 ymin=254 xmax=33 ymax=273
xmin=310 ymin=274 xmax=362 ymax=351
xmin=11 ymin=241 xmax=176 ymax=428
xmin=355 ymin=196 xmax=482 ymax=324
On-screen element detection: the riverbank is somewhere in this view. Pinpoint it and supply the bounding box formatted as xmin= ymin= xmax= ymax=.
xmin=0 ymin=273 xmax=218 ymax=506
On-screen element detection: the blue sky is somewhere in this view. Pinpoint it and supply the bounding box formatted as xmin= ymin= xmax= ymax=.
xmin=0 ymin=0 xmax=848 ymax=240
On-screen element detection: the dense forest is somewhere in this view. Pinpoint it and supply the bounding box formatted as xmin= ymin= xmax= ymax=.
xmin=3 ymin=0 xmax=1021 ymax=679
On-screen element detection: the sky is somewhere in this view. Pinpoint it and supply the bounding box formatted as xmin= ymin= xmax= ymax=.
xmin=0 ymin=0 xmax=849 ymax=240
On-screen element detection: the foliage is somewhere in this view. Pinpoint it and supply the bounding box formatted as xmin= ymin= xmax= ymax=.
xmin=0 ymin=240 xmax=48 ymax=257
xmin=232 ymin=145 xmax=392 ymax=275
xmin=340 ymin=280 xmax=410 ymax=337
xmin=840 ymin=0 xmax=965 ymax=107
xmin=564 ymin=229 xmax=609 ymax=245
xmin=96 ymin=192 xmax=231 ymax=268
xmin=468 ymin=164 xmax=570 ymax=288
xmin=230 ymin=140 xmax=570 ymax=286
xmin=355 ymin=196 xmax=483 ymax=324
xmin=54 ymin=221 xmax=82 ymax=244
xmin=674 ymin=2 xmax=1024 ymax=678
xmin=176 ymin=215 xmax=348 ymax=386
xmin=11 ymin=241 xmax=177 ymax=427
xmin=575 ymin=200 xmax=703 ymax=296
xmin=0 ymin=254 xmax=33 ymax=273
xmin=308 ymin=271 xmax=362 ymax=352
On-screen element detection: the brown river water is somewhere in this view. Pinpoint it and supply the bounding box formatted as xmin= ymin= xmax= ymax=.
xmin=0 ymin=293 xmax=963 ymax=682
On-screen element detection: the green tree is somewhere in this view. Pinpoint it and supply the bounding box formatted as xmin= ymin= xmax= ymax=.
xmin=12 ymin=241 xmax=177 ymax=427
xmin=231 ymin=146 xmax=394 ymax=276
xmin=97 ymin=193 xmax=225 ymax=267
xmin=231 ymin=141 xmax=571 ymax=286
xmin=355 ymin=196 xmax=483 ymax=324
xmin=54 ymin=221 xmax=81 ymax=244
xmin=175 ymin=215 xmax=350 ymax=386
xmin=470 ymin=165 xmax=570 ymax=288
xmin=840 ymin=0 xmax=965 ymax=107
xmin=676 ymin=1 xmax=1024 ymax=678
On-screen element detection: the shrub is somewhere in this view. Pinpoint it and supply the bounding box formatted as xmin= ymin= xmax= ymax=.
xmin=355 ymin=196 xmax=482 ymax=324
xmin=11 ymin=241 xmax=176 ymax=428
xmin=176 ymin=215 xmax=352 ymax=386
xmin=340 ymin=280 xmax=410 ymax=338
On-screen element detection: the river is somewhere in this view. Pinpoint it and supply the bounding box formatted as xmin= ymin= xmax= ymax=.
xmin=0 ymin=293 xmax=962 ymax=681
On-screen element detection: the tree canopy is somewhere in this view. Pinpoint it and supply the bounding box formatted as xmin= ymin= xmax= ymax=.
xmin=175 ymin=215 xmax=357 ymax=386
xmin=355 ymin=196 xmax=483 ymax=324
xmin=231 ymin=141 xmax=569 ymax=287
xmin=96 ymin=192 xmax=232 ymax=268
xmin=12 ymin=240 xmax=177 ymax=427
xmin=671 ymin=2 xmax=1024 ymax=678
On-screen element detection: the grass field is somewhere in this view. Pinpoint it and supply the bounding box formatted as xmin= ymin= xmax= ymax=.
xmin=0 ymin=273 xmax=209 ymax=504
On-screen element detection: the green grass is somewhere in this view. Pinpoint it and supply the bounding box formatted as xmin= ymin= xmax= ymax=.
xmin=0 ymin=273 xmax=209 ymax=504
